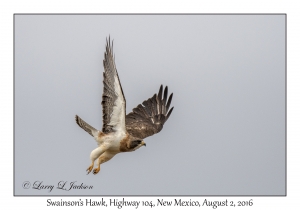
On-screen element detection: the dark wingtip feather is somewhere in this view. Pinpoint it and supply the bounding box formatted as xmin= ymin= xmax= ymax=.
xmin=152 ymin=93 xmax=158 ymax=115
xmin=163 ymin=86 xmax=168 ymax=104
xmin=158 ymin=85 xmax=163 ymax=100
xmin=166 ymin=93 xmax=173 ymax=112
xmin=165 ymin=106 xmax=174 ymax=122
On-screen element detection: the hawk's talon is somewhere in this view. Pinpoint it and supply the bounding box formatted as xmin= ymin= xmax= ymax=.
xmin=86 ymin=165 xmax=93 ymax=175
xmin=93 ymin=168 xmax=100 ymax=175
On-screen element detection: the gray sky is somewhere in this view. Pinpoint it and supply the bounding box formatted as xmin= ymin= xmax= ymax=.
xmin=15 ymin=14 xmax=285 ymax=196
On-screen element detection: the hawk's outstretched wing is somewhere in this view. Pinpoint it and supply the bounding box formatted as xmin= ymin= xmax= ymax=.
xmin=125 ymin=85 xmax=174 ymax=139
xmin=101 ymin=37 xmax=126 ymax=134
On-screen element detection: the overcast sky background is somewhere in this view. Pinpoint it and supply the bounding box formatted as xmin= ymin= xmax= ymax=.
xmin=15 ymin=15 xmax=285 ymax=196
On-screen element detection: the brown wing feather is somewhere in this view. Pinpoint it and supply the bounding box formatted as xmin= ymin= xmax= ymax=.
xmin=125 ymin=85 xmax=174 ymax=139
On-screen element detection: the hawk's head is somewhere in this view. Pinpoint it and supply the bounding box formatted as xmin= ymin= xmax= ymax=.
xmin=129 ymin=139 xmax=146 ymax=151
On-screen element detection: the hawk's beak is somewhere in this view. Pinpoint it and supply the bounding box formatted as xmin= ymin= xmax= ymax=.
xmin=142 ymin=142 xmax=146 ymax=147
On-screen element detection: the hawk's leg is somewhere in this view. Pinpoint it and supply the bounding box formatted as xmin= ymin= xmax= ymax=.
xmin=93 ymin=158 xmax=101 ymax=174
xmin=92 ymin=151 xmax=116 ymax=175
xmin=86 ymin=161 xmax=94 ymax=175
xmin=87 ymin=146 xmax=106 ymax=175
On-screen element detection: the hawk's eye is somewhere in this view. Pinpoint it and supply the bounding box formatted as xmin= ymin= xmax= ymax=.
xmin=136 ymin=140 xmax=142 ymax=144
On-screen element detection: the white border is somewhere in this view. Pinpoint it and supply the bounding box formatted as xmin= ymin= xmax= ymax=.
xmin=2 ymin=0 xmax=298 ymax=209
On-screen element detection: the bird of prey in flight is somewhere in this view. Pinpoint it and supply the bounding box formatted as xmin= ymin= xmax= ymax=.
xmin=75 ymin=37 xmax=174 ymax=175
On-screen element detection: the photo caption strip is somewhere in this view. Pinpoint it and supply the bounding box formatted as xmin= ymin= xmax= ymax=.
xmin=46 ymin=198 xmax=254 ymax=208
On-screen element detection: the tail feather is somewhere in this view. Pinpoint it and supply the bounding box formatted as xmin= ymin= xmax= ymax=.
xmin=75 ymin=115 xmax=98 ymax=137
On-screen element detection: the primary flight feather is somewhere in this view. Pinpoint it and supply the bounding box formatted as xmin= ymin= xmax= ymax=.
xmin=75 ymin=37 xmax=174 ymax=175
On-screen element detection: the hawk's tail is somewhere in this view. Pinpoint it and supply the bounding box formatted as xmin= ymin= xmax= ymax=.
xmin=75 ymin=115 xmax=98 ymax=137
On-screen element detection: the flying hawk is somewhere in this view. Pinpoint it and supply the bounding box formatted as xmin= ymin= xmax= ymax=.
xmin=75 ymin=37 xmax=174 ymax=175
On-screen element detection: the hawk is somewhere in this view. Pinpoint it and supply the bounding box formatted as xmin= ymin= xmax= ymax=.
xmin=75 ymin=37 xmax=174 ymax=175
